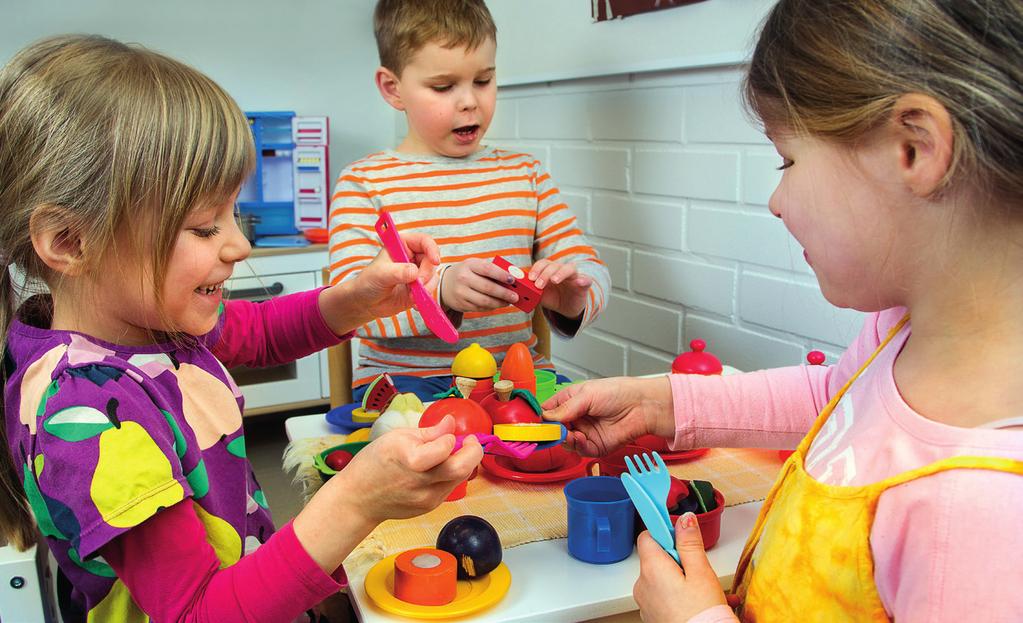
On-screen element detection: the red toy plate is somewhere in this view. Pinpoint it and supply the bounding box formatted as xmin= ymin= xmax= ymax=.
xmin=481 ymin=452 xmax=586 ymax=483
xmin=656 ymin=448 xmax=711 ymax=463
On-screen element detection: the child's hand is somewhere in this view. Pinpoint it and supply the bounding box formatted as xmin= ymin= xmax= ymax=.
xmin=528 ymin=259 xmax=592 ymax=319
xmin=440 ymin=258 xmax=519 ymax=312
xmin=336 ymin=416 xmax=483 ymax=524
xmin=320 ymin=232 xmax=442 ymax=334
xmin=634 ymin=514 xmax=728 ymax=622
xmin=541 ymin=376 xmax=674 ymax=457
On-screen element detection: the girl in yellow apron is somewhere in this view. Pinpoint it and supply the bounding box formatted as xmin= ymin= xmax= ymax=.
xmin=545 ymin=0 xmax=1023 ymax=621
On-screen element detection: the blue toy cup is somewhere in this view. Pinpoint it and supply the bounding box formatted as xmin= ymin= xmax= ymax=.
xmin=564 ymin=476 xmax=635 ymax=564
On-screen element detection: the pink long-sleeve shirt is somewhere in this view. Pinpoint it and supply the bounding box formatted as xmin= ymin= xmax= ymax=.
xmin=679 ymin=308 xmax=1023 ymax=623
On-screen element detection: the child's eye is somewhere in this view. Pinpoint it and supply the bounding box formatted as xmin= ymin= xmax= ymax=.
xmin=776 ymin=158 xmax=794 ymax=171
xmin=191 ymin=226 xmax=221 ymax=239
xmin=474 ymin=78 xmax=492 ymax=86
xmin=431 ymin=85 xmax=452 ymax=93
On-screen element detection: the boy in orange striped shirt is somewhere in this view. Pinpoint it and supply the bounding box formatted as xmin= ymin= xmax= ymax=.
xmin=328 ymin=0 xmax=611 ymax=400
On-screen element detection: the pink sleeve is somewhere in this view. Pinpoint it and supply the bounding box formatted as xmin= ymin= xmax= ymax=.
xmin=668 ymin=310 xmax=898 ymax=450
xmin=669 ymin=365 xmax=832 ymax=450
xmin=211 ymin=287 xmax=349 ymax=368
xmin=102 ymin=501 xmax=347 ymax=622
xmin=873 ymin=469 xmax=1023 ymax=622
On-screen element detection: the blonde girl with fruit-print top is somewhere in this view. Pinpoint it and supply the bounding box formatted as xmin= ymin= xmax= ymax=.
xmin=545 ymin=1 xmax=1023 ymax=621
xmin=0 ymin=35 xmax=483 ymax=622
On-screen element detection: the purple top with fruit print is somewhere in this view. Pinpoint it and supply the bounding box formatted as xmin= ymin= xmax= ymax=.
xmin=4 ymin=290 xmax=344 ymax=621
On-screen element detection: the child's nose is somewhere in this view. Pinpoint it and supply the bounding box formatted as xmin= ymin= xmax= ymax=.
xmin=457 ymin=89 xmax=478 ymax=112
xmin=223 ymin=216 xmax=252 ymax=261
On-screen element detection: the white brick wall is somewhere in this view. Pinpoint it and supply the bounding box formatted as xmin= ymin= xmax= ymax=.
xmin=493 ymin=67 xmax=864 ymax=378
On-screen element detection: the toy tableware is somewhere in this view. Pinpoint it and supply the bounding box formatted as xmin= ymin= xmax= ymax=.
xmin=313 ymin=441 xmax=370 ymax=482
xmin=452 ymin=433 xmax=537 ymax=459
xmin=621 ymin=472 xmax=681 ymax=565
xmin=482 ymin=452 xmax=587 ymax=483
xmin=492 ymin=255 xmax=543 ymax=312
xmin=393 ymin=548 xmax=458 ymax=606
xmin=624 ymin=452 xmax=673 ymax=528
xmin=648 ymin=488 xmax=725 ymax=550
xmin=584 ymin=444 xmax=648 ymax=477
xmin=534 ymin=369 xmax=559 ymax=402
xmin=325 ymin=402 xmax=373 ymax=431
xmin=363 ymin=553 xmax=511 ymax=619
xmin=671 ymin=339 xmax=723 ymax=375
xmin=375 ymin=211 xmax=459 ymax=343
xmin=633 ymin=436 xmax=711 ymax=463
xmin=564 ymin=476 xmax=635 ymax=564
xmin=508 ymin=445 xmax=572 ymax=473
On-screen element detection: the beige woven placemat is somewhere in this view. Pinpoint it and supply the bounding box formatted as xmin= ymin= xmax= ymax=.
xmin=282 ymin=436 xmax=783 ymax=576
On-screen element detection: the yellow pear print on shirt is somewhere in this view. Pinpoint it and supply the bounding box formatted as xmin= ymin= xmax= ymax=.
xmin=192 ymin=500 xmax=241 ymax=567
xmin=87 ymin=578 xmax=148 ymax=623
xmin=91 ymin=420 xmax=184 ymax=528
xmin=173 ymin=363 xmax=242 ymax=450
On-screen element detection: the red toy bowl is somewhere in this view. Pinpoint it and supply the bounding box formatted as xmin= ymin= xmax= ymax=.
xmin=584 ymin=444 xmax=647 ymax=478
xmin=635 ymin=487 xmax=725 ymax=550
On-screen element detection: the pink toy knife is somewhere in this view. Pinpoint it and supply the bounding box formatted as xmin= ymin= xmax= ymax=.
xmin=374 ymin=211 xmax=459 ymax=344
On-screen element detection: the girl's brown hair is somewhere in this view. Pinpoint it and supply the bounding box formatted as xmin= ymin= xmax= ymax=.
xmin=374 ymin=0 xmax=497 ymax=76
xmin=0 ymin=35 xmax=254 ymax=550
xmin=744 ymin=0 xmax=1023 ymax=203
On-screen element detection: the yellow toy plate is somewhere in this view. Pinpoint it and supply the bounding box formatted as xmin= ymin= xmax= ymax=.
xmin=351 ymin=407 xmax=381 ymax=423
xmin=493 ymin=422 xmax=562 ymax=442
xmin=363 ymin=554 xmax=511 ymax=619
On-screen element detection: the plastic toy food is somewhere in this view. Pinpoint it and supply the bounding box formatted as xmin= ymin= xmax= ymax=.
xmin=419 ymin=397 xmax=492 ymax=437
xmin=492 ymin=256 xmax=542 ymax=312
xmin=370 ymin=393 xmax=425 ymax=440
xmin=480 ymin=380 xmax=542 ymax=425
xmin=393 ymin=547 xmax=457 ymax=606
xmin=671 ymin=339 xmax=723 ymax=375
xmin=363 ymin=373 xmax=398 ymax=413
xmin=324 ymin=449 xmax=354 ymax=471
xmin=451 ymin=343 xmax=497 ymax=379
xmin=499 ymin=342 xmax=536 ymax=395
xmin=436 ymin=515 xmax=503 ymax=579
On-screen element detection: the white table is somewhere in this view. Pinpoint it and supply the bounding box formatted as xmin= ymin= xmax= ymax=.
xmin=285 ymin=369 xmax=764 ymax=623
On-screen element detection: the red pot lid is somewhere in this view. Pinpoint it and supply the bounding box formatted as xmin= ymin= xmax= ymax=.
xmin=671 ymin=339 xmax=723 ymax=375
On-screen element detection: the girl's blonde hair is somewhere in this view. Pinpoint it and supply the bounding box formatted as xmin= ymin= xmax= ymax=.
xmin=744 ymin=0 xmax=1023 ymax=204
xmin=0 ymin=35 xmax=254 ymax=550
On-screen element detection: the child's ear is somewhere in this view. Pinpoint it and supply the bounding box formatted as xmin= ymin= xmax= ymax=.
xmin=375 ymin=66 xmax=405 ymax=112
xmin=29 ymin=205 xmax=85 ymax=277
xmin=891 ymin=93 xmax=954 ymax=197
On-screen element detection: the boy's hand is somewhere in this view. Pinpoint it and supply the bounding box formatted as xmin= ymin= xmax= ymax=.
xmin=528 ymin=259 xmax=592 ymax=319
xmin=334 ymin=416 xmax=483 ymax=524
xmin=440 ymin=258 xmax=519 ymax=312
xmin=320 ymin=232 xmax=441 ymax=334
xmin=633 ymin=514 xmax=728 ymax=622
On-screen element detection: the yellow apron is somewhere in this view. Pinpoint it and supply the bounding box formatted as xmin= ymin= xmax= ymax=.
xmin=732 ymin=316 xmax=1023 ymax=621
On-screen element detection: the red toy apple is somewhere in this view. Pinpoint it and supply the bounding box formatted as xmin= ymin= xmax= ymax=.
xmin=419 ymin=397 xmax=492 ymax=436
xmin=324 ymin=450 xmax=354 ymax=471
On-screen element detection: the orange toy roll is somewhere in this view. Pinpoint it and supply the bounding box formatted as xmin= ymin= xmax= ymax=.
xmin=393 ymin=548 xmax=458 ymax=606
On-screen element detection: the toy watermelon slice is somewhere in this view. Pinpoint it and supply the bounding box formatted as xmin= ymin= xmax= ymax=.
xmin=362 ymin=373 xmax=398 ymax=414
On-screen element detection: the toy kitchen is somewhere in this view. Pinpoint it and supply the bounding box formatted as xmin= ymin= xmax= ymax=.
xmin=237 ymin=111 xmax=330 ymax=247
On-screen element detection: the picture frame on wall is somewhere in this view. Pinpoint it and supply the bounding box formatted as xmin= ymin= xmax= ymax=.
xmin=592 ymin=0 xmax=708 ymax=22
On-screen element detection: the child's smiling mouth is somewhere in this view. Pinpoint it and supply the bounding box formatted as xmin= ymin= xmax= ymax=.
xmin=453 ymin=125 xmax=480 ymax=144
xmin=195 ymin=281 xmax=224 ymax=296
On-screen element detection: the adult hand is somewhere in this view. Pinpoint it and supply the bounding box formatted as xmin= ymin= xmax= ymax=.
xmin=634 ymin=513 xmax=729 ymax=622
xmin=541 ymin=376 xmax=674 ymax=457
xmin=440 ymin=258 xmax=519 ymax=312
xmin=529 ymin=259 xmax=592 ymax=319
xmin=335 ymin=415 xmax=483 ymax=524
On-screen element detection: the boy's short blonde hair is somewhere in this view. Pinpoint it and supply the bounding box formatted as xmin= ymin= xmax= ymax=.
xmin=374 ymin=0 xmax=497 ymax=76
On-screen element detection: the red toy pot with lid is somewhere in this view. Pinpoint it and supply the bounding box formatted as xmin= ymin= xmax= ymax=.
xmin=672 ymin=339 xmax=723 ymax=375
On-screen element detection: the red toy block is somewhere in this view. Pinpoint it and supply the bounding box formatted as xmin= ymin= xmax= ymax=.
xmin=492 ymin=256 xmax=543 ymax=312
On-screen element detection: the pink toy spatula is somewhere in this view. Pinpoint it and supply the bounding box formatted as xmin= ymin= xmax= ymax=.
xmin=452 ymin=434 xmax=537 ymax=459
xmin=375 ymin=211 xmax=459 ymax=343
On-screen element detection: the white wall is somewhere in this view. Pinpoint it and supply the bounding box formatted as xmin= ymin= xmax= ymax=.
xmin=0 ymin=0 xmax=391 ymax=182
xmin=486 ymin=67 xmax=864 ymax=379
xmin=488 ymin=0 xmax=775 ymax=85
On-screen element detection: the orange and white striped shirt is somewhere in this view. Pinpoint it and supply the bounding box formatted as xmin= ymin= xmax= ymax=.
xmin=328 ymin=147 xmax=610 ymax=388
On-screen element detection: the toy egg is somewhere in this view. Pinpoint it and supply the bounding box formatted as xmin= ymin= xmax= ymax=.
xmin=452 ymin=343 xmax=497 ymax=379
xmin=671 ymin=339 xmax=723 ymax=375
